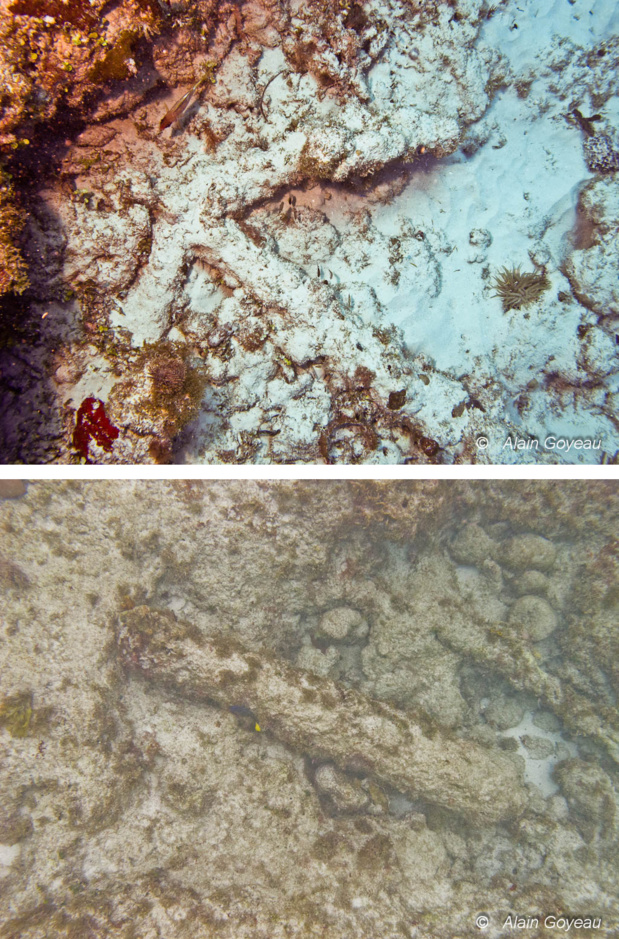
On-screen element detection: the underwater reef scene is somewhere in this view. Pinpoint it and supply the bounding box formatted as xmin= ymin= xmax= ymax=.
xmin=0 ymin=480 xmax=618 ymax=938
xmin=0 ymin=1 xmax=618 ymax=463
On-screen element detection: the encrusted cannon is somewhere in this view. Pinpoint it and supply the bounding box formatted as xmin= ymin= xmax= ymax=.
xmin=117 ymin=606 xmax=528 ymax=825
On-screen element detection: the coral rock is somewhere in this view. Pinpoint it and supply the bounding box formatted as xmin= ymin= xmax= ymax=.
xmin=584 ymin=134 xmax=619 ymax=174
xmin=502 ymin=534 xmax=557 ymax=572
xmin=318 ymin=606 xmax=365 ymax=641
xmin=508 ymin=595 xmax=557 ymax=641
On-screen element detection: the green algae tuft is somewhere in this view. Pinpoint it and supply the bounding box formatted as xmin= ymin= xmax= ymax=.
xmin=0 ymin=691 xmax=33 ymax=738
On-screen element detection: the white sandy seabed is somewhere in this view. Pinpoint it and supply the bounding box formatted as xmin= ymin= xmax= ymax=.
xmin=27 ymin=0 xmax=619 ymax=463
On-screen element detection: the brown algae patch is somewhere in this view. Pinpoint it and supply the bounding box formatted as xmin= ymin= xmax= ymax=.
xmin=0 ymin=692 xmax=33 ymax=738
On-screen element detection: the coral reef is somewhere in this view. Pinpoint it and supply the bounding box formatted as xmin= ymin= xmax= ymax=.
xmin=0 ymin=0 xmax=230 ymax=302
xmin=507 ymin=595 xmax=557 ymax=641
xmin=563 ymin=175 xmax=619 ymax=322
xmin=0 ymin=166 xmax=28 ymax=296
xmin=0 ymin=0 xmax=158 ymax=149
xmin=103 ymin=341 xmax=208 ymax=462
xmin=0 ymin=0 xmax=618 ymax=459
xmin=0 ymin=0 xmax=495 ymax=459
xmin=584 ymin=134 xmax=619 ymax=174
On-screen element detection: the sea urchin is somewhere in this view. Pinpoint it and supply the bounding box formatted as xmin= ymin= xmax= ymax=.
xmin=492 ymin=267 xmax=550 ymax=312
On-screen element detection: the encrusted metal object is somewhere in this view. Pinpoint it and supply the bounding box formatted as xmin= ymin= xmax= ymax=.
xmin=117 ymin=605 xmax=529 ymax=825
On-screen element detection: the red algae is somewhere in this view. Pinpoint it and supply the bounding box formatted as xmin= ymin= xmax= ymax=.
xmin=72 ymin=397 xmax=119 ymax=461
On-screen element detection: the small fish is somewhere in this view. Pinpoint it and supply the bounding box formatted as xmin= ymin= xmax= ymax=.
xmin=228 ymin=704 xmax=255 ymax=718
xmin=159 ymin=76 xmax=208 ymax=134
xmin=229 ymin=704 xmax=261 ymax=731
